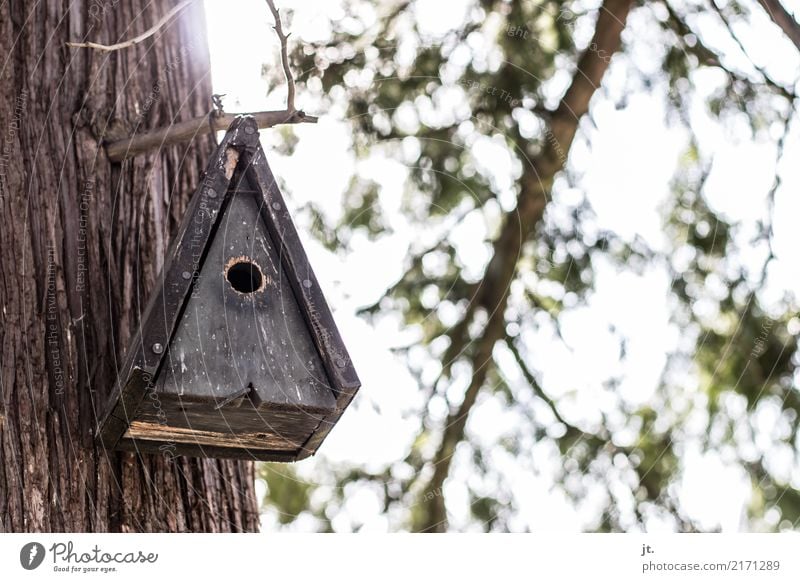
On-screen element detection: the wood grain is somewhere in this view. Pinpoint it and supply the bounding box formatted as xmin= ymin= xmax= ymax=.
xmin=0 ymin=1 xmax=259 ymax=532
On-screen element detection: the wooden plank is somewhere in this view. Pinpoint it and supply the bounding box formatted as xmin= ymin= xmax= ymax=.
xmin=133 ymin=393 xmax=329 ymax=450
xmin=125 ymin=421 xmax=297 ymax=450
xmin=115 ymin=437 xmax=301 ymax=462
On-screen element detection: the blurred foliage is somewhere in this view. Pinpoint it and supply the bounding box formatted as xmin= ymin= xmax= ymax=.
xmin=259 ymin=465 xmax=314 ymax=526
xmin=256 ymin=0 xmax=800 ymax=532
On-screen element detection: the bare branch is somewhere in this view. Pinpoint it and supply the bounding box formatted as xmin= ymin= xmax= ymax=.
xmin=504 ymin=337 xmax=570 ymax=428
xmin=66 ymin=0 xmax=196 ymax=52
xmin=661 ymin=0 xmax=796 ymax=100
xmin=98 ymin=0 xmax=313 ymax=161
xmin=105 ymin=109 xmax=317 ymax=162
xmin=756 ymin=0 xmax=800 ymax=52
xmin=265 ymin=0 xmax=296 ymax=111
xmin=709 ymin=0 xmax=795 ymax=95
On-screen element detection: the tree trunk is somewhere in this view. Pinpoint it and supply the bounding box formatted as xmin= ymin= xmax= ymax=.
xmin=0 ymin=1 xmax=260 ymax=532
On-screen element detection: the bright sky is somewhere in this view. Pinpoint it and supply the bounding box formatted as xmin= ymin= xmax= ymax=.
xmin=203 ymin=0 xmax=800 ymax=532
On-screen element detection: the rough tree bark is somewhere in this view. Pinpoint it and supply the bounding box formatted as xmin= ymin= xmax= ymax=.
xmin=0 ymin=2 xmax=259 ymax=531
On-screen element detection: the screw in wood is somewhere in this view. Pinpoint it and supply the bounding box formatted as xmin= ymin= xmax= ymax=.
xmin=152 ymin=343 xmax=164 ymax=354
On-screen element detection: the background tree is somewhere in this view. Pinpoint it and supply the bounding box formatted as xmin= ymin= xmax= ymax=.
xmin=257 ymin=0 xmax=800 ymax=532
xmin=0 ymin=2 xmax=258 ymax=532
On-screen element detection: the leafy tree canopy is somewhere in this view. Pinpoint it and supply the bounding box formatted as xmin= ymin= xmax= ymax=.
xmin=254 ymin=0 xmax=800 ymax=532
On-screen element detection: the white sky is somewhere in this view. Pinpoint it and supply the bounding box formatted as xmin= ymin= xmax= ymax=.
xmin=204 ymin=0 xmax=800 ymax=532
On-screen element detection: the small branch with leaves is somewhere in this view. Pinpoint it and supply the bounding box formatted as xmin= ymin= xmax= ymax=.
xmin=66 ymin=0 xmax=316 ymax=161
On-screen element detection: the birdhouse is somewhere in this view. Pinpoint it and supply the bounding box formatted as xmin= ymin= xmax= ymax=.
xmin=98 ymin=116 xmax=360 ymax=461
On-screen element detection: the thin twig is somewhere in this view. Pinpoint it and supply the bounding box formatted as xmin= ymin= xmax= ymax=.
xmin=504 ymin=336 xmax=572 ymax=429
xmin=98 ymin=1 xmax=317 ymax=161
xmin=265 ymin=0 xmax=296 ymax=111
xmin=709 ymin=0 xmax=795 ymax=95
xmin=105 ymin=109 xmax=317 ymax=162
xmin=66 ymin=0 xmax=197 ymax=52
xmin=756 ymin=115 xmax=792 ymax=285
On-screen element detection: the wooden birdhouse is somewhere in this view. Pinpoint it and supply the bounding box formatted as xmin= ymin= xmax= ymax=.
xmin=98 ymin=116 xmax=360 ymax=461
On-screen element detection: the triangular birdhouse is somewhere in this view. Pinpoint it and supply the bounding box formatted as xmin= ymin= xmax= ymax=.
xmin=98 ymin=116 xmax=360 ymax=461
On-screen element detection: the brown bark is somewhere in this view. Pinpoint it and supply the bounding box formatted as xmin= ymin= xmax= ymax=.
xmin=0 ymin=1 xmax=259 ymax=532
xmin=415 ymin=0 xmax=635 ymax=532
xmin=756 ymin=0 xmax=800 ymax=52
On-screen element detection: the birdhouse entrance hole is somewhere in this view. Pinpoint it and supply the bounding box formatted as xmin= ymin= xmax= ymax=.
xmin=98 ymin=116 xmax=360 ymax=462
xmin=226 ymin=258 xmax=264 ymax=294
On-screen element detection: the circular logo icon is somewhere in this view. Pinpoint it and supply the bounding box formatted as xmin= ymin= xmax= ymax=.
xmin=20 ymin=542 xmax=45 ymax=570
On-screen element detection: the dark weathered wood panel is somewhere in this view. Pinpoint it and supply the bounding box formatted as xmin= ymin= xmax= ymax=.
xmin=132 ymin=394 xmax=327 ymax=452
xmin=98 ymin=118 xmax=260 ymax=449
xmin=155 ymin=181 xmax=336 ymax=413
xmin=242 ymin=149 xmax=361 ymax=458
xmin=116 ymin=437 xmax=301 ymax=462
